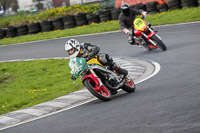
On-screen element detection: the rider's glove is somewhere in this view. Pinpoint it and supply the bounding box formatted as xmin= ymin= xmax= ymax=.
xmin=142 ymin=11 xmax=148 ymax=18
xmin=123 ymin=28 xmax=132 ymax=35
xmin=71 ymin=75 xmax=76 ymax=81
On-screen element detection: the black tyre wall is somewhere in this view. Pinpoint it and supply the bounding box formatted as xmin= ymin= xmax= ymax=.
xmin=6 ymin=26 xmax=17 ymax=38
xmin=181 ymin=0 xmax=198 ymax=8
xmin=63 ymin=15 xmax=76 ymax=29
xmin=86 ymin=14 xmax=100 ymax=24
xmin=157 ymin=4 xmax=169 ymax=13
xmin=75 ymin=13 xmax=88 ymax=26
xmin=167 ymin=0 xmax=181 ymax=9
xmin=28 ymin=22 xmax=41 ymax=34
xmin=52 ymin=17 xmax=64 ymax=30
xmin=111 ymin=8 xmax=121 ymax=20
xmin=17 ymin=25 xmax=28 ymax=36
xmin=0 ymin=29 xmax=6 ymax=39
xmin=145 ymin=1 xmax=158 ymax=13
xmin=40 ymin=20 xmax=54 ymax=32
xmin=98 ymin=10 xmax=111 ymax=22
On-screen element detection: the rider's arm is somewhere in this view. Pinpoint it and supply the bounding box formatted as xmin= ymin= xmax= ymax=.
xmin=119 ymin=14 xmax=131 ymax=35
xmin=82 ymin=43 xmax=100 ymax=57
xmin=131 ymin=8 xmax=147 ymax=18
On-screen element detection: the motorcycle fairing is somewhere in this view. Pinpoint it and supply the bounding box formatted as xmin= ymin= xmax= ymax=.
xmin=134 ymin=18 xmax=147 ymax=31
xmin=82 ymin=73 xmax=99 ymax=86
xmin=87 ymin=58 xmax=103 ymax=66
xmin=69 ymin=57 xmax=88 ymax=79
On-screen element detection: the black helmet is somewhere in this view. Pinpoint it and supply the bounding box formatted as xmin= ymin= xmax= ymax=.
xmin=121 ymin=3 xmax=130 ymax=16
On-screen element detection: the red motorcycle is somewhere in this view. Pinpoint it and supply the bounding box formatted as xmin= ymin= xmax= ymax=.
xmin=132 ymin=17 xmax=167 ymax=51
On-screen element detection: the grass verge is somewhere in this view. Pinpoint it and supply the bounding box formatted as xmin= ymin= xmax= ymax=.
xmin=0 ymin=59 xmax=83 ymax=115
xmin=0 ymin=7 xmax=200 ymax=46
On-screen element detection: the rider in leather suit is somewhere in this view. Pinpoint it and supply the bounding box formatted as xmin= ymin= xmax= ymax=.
xmin=65 ymin=39 xmax=128 ymax=81
xmin=119 ymin=3 xmax=147 ymax=45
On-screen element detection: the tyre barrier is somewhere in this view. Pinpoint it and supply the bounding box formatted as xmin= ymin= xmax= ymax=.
xmin=86 ymin=14 xmax=100 ymax=24
xmin=98 ymin=10 xmax=111 ymax=22
xmin=0 ymin=0 xmax=199 ymax=40
xmin=167 ymin=0 xmax=181 ymax=10
xmin=133 ymin=3 xmax=146 ymax=11
xmin=111 ymin=8 xmax=121 ymax=20
xmin=157 ymin=3 xmax=169 ymax=13
xmin=40 ymin=20 xmax=54 ymax=32
xmin=28 ymin=22 xmax=41 ymax=34
xmin=17 ymin=25 xmax=28 ymax=36
xmin=63 ymin=15 xmax=76 ymax=29
xmin=52 ymin=17 xmax=64 ymax=30
xmin=0 ymin=29 xmax=6 ymax=39
xmin=6 ymin=26 xmax=18 ymax=38
xmin=146 ymin=1 xmax=158 ymax=14
xmin=181 ymin=0 xmax=198 ymax=8
xmin=75 ymin=13 xmax=88 ymax=26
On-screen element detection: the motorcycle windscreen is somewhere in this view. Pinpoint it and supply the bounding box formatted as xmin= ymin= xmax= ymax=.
xmin=69 ymin=57 xmax=88 ymax=79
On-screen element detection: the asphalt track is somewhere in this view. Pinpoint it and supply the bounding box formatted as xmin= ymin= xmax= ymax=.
xmin=0 ymin=22 xmax=200 ymax=133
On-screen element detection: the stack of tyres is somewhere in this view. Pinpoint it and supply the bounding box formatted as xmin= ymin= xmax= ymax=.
xmin=40 ymin=20 xmax=54 ymax=32
xmin=110 ymin=8 xmax=121 ymax=20
xmin=52 ymin=17 xmax=64 ymax=30
xmin=63 ymin=15 xmax=76 ymax=29
xmin=145 ymin=1 xmax=158 ymax=14
xmin=28 ymin=22 xmax=41 ymax=34
xmin=75 ymin=13 xmax=88 ymax=26
xmin=167 ymin=0 xmax=181 ymax=10
xmin=86 ymin=14 xmax=100 ymax=24
xmin=17 ymin=25 xmax=28 ymax=36
xmin=6 ymin=26 xmax=17 ymax=38
xmin=98 ymin=10 xmax=111 ymax=22
xmin=157 ymin=3 xmax=169 ymax=13
xmin=133 ymin=3 xmax=146 ymax=11
xmin=181 ymin=0 xmax=198 ymax=8
xmin=0 ymin=29 xmax=6 ymax=39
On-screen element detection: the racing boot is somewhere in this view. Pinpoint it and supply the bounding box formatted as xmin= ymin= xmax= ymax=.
xmin=114 ymin=66 xmax=128 ymax=77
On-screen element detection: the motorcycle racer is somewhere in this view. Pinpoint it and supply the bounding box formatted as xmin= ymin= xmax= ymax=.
xmin=65 ymin=39 xmax=128 ymax=81
xmin=119 ymin=3 xmax=148 ymax=45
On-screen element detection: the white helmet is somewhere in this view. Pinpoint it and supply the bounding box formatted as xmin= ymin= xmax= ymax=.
xmin=65 ymin=39 xmax=80 ymax=58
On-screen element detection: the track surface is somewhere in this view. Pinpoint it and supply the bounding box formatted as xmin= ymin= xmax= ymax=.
xmin=1 ymin=22 xmax=200 ymax=133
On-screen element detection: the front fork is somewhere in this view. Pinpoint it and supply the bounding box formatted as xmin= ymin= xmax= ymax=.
xmin=142 ymin=27 xmax=162 ymax=46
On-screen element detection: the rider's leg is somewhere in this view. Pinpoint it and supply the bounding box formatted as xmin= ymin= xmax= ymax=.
xmin=128 ymin=33 xmax=135 ymax=45
xmin=97 ymin=53 xmax=128 ymax=76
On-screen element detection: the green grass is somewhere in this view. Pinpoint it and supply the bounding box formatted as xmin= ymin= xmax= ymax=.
xmin=0 ymin=7 xmax=200 ymax=46
xmin=0 ymin=59 xmax=83 ymax=115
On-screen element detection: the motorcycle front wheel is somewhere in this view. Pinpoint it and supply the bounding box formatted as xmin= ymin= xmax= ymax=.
xmin=121 ymin=76 xmax=136 ymax=93
xmin=83 ymin=78 xmax=111 ymax=101
xmin=151 ymin=34 xmax=167 ymax=51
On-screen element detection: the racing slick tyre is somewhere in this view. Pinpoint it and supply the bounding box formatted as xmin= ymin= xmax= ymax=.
xmin=151 ymin=34 xmax=167 ymax=51
xmin=83 ymin=78 xmax=111 ymax=101
xmin=121 ymin=76 xmax=136 ymax=93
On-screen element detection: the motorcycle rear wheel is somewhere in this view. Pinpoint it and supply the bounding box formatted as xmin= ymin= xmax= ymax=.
xmin=121 ymin=76 xmax=136 ymax=93
xmin=83 ymin=78 xmax=111 ymax=101
xmin=151 ymin=34 xmax=167 ymax=51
